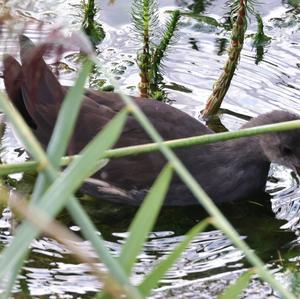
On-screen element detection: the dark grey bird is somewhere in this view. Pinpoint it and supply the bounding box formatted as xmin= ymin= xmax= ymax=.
xmin=3 ymin=35 xmax=300 ymax=205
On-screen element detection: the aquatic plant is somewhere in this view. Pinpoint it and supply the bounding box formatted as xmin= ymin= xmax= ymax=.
xmin=150 ymin=10 xmax=180 ymax=100
xmin=203 ymin=0 xmax=249 ymax=118
xmin=202 ymin=0 xmax=272 ymax=117
xmin=132 ymin=0 xmax=181 ymax=99
xmin=175 ymin=0 xmax=271 ymax=117
xmin=252 ymin=14 xmax=272 ymax=48
xmin=82 ymin=0 xmax=105 ymax=46
xmin=251 ymin=14 xmax=272 ymax=64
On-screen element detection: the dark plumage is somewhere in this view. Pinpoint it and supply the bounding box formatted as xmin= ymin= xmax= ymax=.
xmin=3 ymin=36 xmax=300 ymax=205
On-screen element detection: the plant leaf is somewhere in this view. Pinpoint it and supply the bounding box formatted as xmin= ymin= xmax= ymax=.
xmin=119 ymin=164 xmax=173 ymax=274
xmin=139 ymin=219 xmax=209 ymax=296
xmin=31 ymin=59 xmax=93 ymax=203
xmin=47 ymin=59 xmax=93 ymax=166
xmin=0 ymin=109 xmax=128 ymax=281
xmin=218 ymin=269 xmax=255 ymax=299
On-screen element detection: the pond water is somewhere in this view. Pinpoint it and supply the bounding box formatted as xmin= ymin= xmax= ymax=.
xmin=0 ymin=0 xmax=300 ymax=298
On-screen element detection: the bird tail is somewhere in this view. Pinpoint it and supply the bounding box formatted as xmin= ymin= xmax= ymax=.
xmin=3 ymin=54 xmax=37 ymax=128
xmin=18 ymin=35 xmax=65 ymax=114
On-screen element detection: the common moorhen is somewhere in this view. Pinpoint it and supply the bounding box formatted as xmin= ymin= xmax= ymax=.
xmin=3 ymin=36 xmax=300 ymax=205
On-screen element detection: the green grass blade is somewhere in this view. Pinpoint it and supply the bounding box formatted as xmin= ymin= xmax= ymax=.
xmin=139 ymin=219 xmax=209 ymax=296
xmin=119 ymin=164 xmax=173 ymax=274
xmin=0 ymin=109 xmax=128 ymax=281
xmin=1 ymin=251 xmax=28 ymax=299
xmin=0 ymin=91 xmax=53 ymax=171
xmin=25 ymin=58 xmax=141 ymax=297
xmin=218 ymin=269 xmax=255 ymax=299
xmin=47 ymin=59 xmax=93 ymax=165
xmin=66 ymin=199 xmax=142 ymax=299
xmin=1 ymin=84 xmax=143 ymax=298
xmin=31 ymin=59 xmax=93 ymax=204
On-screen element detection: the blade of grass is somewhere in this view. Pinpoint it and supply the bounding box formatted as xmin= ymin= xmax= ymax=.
xmin=0 ymin=108 xmax=128 ymax=247
xmin=0 ymin=71 xmax=143 ymax=298
xmin=96 ymin=164 xmax=173 ymax=299
xmin=8 ymin=193 xmax=127 ymax=299
xmin=119 ymin=164 xmax=173 ymax=274
xmin=0 ymin=108 xmax=145 ymax=299
xmin=0 ymin=91 xmax=53 ymax=298
xmin=218 ymin=269 xmax=255 ymax=299
xmin=1 ymin=59 xmax=94 ymax=298
xmin=0 ymin=251 xmax=28 ymax=299
xmin=31 ymin=59 xmax=93 ymax=204
xmin=47 ymin=59 xmax=93 ymax=165
xmin=41 ymin=58 xmax=141 ymax=298
xmin=39 ymin=59 xmax=138 ymax=297
xmin=139 ymin=219 xmax=210 ymax=297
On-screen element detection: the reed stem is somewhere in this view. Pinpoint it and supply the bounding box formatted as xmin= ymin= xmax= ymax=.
xmin=2 ymin=118 xmax=300 ymax=176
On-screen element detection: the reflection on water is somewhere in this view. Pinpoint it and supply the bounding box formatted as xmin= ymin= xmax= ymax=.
xmin=0 ymin=0 xmax=300 ymax=297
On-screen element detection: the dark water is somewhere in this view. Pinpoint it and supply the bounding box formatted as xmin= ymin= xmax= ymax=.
xmin=0 ymin=0 xmax=300 ymax=298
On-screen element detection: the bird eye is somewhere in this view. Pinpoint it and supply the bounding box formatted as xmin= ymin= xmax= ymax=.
xmin=282 ymin=145 xmax=293 ymax=156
